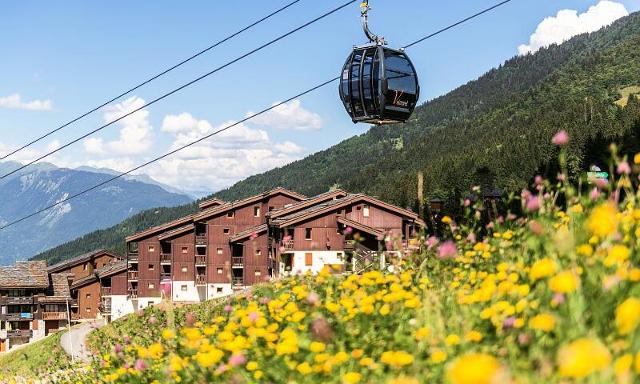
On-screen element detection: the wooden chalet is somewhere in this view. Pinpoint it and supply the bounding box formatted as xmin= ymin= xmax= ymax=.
xmin=71 ymin=260 xmax=128 ymax=322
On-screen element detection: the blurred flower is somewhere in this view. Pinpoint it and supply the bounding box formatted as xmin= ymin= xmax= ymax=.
xmin=438 ymin=241 xmax=457 ymax=259
xmin=134 ymin=359 xmax=147 ymax=371
xmin=557 ymin=338 xmax=610 ymax=378
xmin=616 ymin=298 xmax=640 ymax=335
xmin=552 ymin=130 xmax=569 ymax=146
xmin=447 ymin=353 xmax=501 ymax=384
xmin=617 ymin=161 xmax=631 ymax=175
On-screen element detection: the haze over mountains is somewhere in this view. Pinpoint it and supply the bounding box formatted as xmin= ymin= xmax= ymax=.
xmin=0 ymin=161 xmax=192 ymax=265
xmin=31 ymin=11 xmax=640 ymax=265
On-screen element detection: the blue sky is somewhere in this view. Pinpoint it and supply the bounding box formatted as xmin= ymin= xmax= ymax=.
xmin=1 ymin=0 xmax=639 ymax=195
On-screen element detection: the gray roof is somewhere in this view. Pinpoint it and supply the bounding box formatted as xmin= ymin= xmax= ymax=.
xmin=47 ymin=250 xmax=119 ymax=273
xmin=0 ymin=261 xmax=49 ymax=289
xmin=48 ymin=273 xmax=72 ymax=298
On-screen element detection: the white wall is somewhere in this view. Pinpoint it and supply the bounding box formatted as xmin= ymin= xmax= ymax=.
xmin=290 ymin=251 xmax=345 ymax=274
xmin=110 ymin=295 xmax=135 ymax=321
xmin=207 ymin=284 xmax=233 ymax=300
xmin=172 ymin=281 xmax=204 ymax=303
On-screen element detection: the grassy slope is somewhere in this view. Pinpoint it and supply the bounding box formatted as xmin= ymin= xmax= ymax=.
xmin=0 ymin=332 xmax=72 ymax=381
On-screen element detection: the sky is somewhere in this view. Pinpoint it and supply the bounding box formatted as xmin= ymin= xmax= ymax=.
xmin=1 ymin=0 xmax=639 ymax=196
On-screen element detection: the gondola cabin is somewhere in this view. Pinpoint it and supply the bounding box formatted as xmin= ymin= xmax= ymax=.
xmin=339 ymin=45 xmax=419 ymax=125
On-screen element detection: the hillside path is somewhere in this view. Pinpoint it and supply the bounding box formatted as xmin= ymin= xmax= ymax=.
xmin=60 ymin=319 xmax=104 ymax=363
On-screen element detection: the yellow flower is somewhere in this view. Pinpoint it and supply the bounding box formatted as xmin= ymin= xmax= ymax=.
xmin=381 ymin=351 xmax=414 ymax=368
xmin=529 ymin=313 xmax=556 ymax=332
xmin=161 ymin=329 xmax=175 ymax=340
xmin=446 ymin=353 xmax=501 ymax=384
xmin=605 ymin=244 xmax=630 ymax=267
xmin=445 ymin=334 xmax=460 ymax=346
xmin=296 ymin=362 xmax=312 ymax=375
xmin=634 ymin=153 xmax=640 ymax=165
xmin=557 ymin=338 xmax=611 ymax=378
xmin=195 ymin=348 xmax=224 ymax=368
xmin=415 ymin=327 xmax=430 ymax=340
xmin=464 ymin=330 xmax=483 ymax=342
xmin=529 ymin=258 xmax=557 ymax=281
xmin=635 ymin=352 xmax=640 ymax=374
xmin=615 ymin=354 xmax=633 ymax=376
xmin=379 ymin=304 xmax=391 ymax=316
xmin=616 ymin=297 xmax=640 ymax=334
xmin=342 ymin=372 xmax=362 ymax=384
xmin=549 ymin=271 xmax=580 ymax=293
xmin=587 ymin=203 xmax=619 ymax=237
xmin=351 ymin=349 xmax=364 ymax=359
xmin=309 ymin=341 xmax=326 ymax=353
xmin=246 ymin=361 xmax=258 ymax=371
xmin=254 ymin=370 xmax=263 ymax=380
xmin=576 ymin=244 xmax=593 ymax=257
xmin=442 ymin=216 xmax=452 ymax=224
xmin=386 ymin=377 xmax=420 ymax=384
xmin=430 ymin=349 xmax=447 ymax=363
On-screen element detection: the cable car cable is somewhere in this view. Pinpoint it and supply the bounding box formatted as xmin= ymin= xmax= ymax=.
xmin=0 ymin=0 xmax=303 ymax=162
xmin=0 ymin=0 xmax=514 ymax=231
xmin=0 ymin=0 xmax=357 ymax=180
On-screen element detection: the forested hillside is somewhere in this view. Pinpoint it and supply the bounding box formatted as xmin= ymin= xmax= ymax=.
xmin=32 ymin=11 xmax=640 ymax=264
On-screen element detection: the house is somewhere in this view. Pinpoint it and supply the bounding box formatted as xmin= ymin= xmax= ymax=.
xmin=268 ymin=194 xmax=425 ymax=274
xmin=0 ymin=261 xmax=72 ymax=352
xmin=47 ymin=250 xmax=121 ymax=320
xmin=124 ymin=188 xmax=305 ymax=312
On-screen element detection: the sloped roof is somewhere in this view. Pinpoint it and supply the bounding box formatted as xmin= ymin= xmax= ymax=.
xmin=198 ymin=197 xmax=226 ymax=210
xmin=194 ymin=187 xmax=306 ymax=221
xmin=47 ymin=273 xmax=72 ymax=298
xmin=0 ymin=261 xmax=49 ymax=289
xmin=229 ymin=224 xmax=268 ymax=243
xmin=337 ymin=216 xmax=385 ymax=237
xmin=157 ymin=224 xmax=195 ymax=241
xmin=267 ymin=189 xmax=347 ymax=219
xmin=126 ymin=215 xmax=194 ymax=242
xmin=71 ymin=260 xmax=128 ymax=290
xmin=273 ymin=194 xmax=424 ymax=227
xmin=47 ymin=250 xmax=120 ymax=273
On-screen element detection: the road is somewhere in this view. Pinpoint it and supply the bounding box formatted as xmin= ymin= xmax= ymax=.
xmin=60 ymin=319 xmax=104 ymax=363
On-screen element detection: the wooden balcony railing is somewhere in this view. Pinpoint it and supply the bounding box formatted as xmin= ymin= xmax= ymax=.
xmin=128 ymin=289 xmax=138 ymax=299
xmin=7 ymin=329 xmax=33 ymax=338
xmin=0 ymin=313 xmax=32 ymax=321
xmin=128 ymin=270 xmax=139 ymax=280
xmin=195 ymin=235 xmax=207 ymax=245
xmin=160 ymin=272 xmax=172 ymax=280
xmin=43 ymin=312 xmax=67 ymax=321
xmin=195 ymin=255 xmax=207 ymax=266
xmin=160 ymin=253 xmax=172 ymax=263
xmin=232 ymin=276 xmax=244 ymax=287
xmin=282 ymin=239 xmax=294 ymax=251
xmin=101 ymin=287 xmax=112 ymax=296
xmin=232 ymin=257 xmax=243 ymax=267
xmin=195 ymin=275 xmax=207 ymax=285
xmin=4 ymin=296 xmax=33 ymax=305
xmin=127 ymin=252 xmax=139 ymax=262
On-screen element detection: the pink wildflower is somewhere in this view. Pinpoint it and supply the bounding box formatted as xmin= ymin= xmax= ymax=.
xmin=617 ymin=161 xmax=631 ymax=175
xmin=437 ymin=241 xmax=457 ymax=260
xmin=526 ymin=196 xmax=540 ymax=212
xmin=134 ymin=359 xmax=147 ymax=371
xmin=552 ymin=130 xmax=569 ymax=146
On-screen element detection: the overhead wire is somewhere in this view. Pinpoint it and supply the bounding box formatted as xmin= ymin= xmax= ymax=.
xmin=0 ymin=0 xmax=358 ymax=180
xmin=0 ymin=0 xmax=515 ymax=231
xmin=0 ymin=0 xmax=303 ymax=162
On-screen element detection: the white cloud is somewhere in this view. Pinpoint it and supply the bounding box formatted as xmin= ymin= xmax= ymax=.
xmin=247 ymin=100 xmax=322 ymax=131
xmin=518 ymin=0 xmax=628 ymax=55
xmin=83 ymin=96 xmax=153 ymax=156
xmin=149 ymin=113 xmax=306 ymax=192
xmin=46 ymin=140 xmax=61 ymax=152
xmin=0 ymin=93 xmax=53 ymax=111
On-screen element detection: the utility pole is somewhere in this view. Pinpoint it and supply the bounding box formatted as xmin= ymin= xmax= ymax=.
xmin=66 ymin=297 xmax=74 ymax=364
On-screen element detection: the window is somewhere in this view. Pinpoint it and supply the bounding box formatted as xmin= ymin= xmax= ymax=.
xmin=86 ymin=307 xmax=91 ymax=313
xmin=216 ymin=287 xmax=223 ymax=293
xmin=217 ymin=268 xmax=223 ymax=275
xmin=181 ymin=246 xmax=188 ymax=254
xmin=181 ymin=266 xmax=188 ymax=273
xmin=255 ymin=270 xmax=261 ymax=276
xmin=268 ymin=206 xmax=274 ymax=212
xmin=305 ymin=228 xmax=312 ymax=240
xmin=148 ymin=301 xmax=155 ymax=306
xmin=305 ymin=253 xmax=313 ymax=266
xmin=217 ymin=248 xmax=223 ymax=255
xmin=223 ymin=228 xmax=230 ymax=234
xmin=148 ymin=264 xmax=154 ymax=271
xmin=227 ymin=211 xmax=234 ymax=218
xmin=148 ymin=245 xmax=155 ymax=252
xmin=363 ymin=204 xmax=370 ymax=217
xmin=255 ymin=249 xmax=262 ymax=256
xmin=85 ymin=293 xmax=91 ymax=299
xmin=83 ymin=263 xmax=88 ymax=271
xmin=181 ymin=285 xmax=188 ymax=292
xmin=253 ymin=206 xmax=261 ymax=217
xmin=148 ymin=282 xmax=155 ymax=289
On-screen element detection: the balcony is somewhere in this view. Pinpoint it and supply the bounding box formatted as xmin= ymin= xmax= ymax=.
xmin=7 ymin=329 xmax=33 ymax=339
xmin=344 ymin=240 xmax=356 ymax=251
xmin=101 ymin=287 xmax=112 ymax=296
xmin=282 ymin=239 xmax=294 ymax=251
xmin=195 ymin=235 xmax=207 ymax=245
xmin=232 ymin=276 xmax=244 ymax=287
xmin=232 ymin=257 xmax=243 ymax=268
xmin=1 ymin=313 xmax=33 ymax=321
xmin=160 ymin=272 xmax=172 ymax=281
xmin=128 ymin=289 xmax=138 ymax=299
xmin=128 ymin=270 xmax=139 ymax=280
xmin=127 ymin=252 xmax=139 ymax=262
xmin=195 ymin=255 xmax=207 ymax=266
xmin=100 ymin=298 xmax=112 ymax=313
xmin=195 ymin=275 xmax=207 ymax=286
xmin=43 ymin=312 xmax=68 ymax=321
xmin=160 ymin=253 xmax=172 ymax=264
xmin=5 ymin=296 xmax=33 ymax=305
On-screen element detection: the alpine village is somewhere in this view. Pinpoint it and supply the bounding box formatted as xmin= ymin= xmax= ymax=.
xmin=2 ymin=1 xmax=640 ymax=384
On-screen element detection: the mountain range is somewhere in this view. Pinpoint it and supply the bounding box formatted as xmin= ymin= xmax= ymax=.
xmin=0 ymin=161 xmax=192 ymax=265
xmin=31 ymin=11 xmax=640 ymax=265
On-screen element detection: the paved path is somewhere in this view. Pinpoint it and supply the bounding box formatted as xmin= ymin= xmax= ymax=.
xmin=60 ymin=319 xmax=104 ymax=363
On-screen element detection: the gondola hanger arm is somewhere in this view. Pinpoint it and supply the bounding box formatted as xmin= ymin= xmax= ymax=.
xmin=361 ymin=1 xmax=386 ymax=45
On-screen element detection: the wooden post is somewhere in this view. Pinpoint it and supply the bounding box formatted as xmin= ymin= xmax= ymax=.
xmin=417 ymin=172 xmax=424 ymax=219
